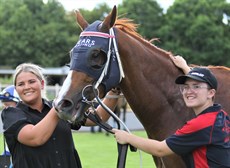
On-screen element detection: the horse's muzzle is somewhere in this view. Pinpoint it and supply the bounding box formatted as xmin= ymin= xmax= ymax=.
xmin=54 ymin=98 xmax=78 ymax=122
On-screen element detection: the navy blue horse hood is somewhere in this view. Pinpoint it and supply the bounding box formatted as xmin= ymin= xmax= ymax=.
xmin=70 ymin=20 xmax=121 ymax=93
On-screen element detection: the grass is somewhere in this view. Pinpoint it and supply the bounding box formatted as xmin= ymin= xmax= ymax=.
xmin=0 ymin=131 xmax=156 ymax=168
xmin=73 ymin=130 xmax=156 ymax=168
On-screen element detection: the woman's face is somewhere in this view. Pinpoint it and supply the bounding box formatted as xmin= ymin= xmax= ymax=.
xmin=15 ymin=72 xmax=44 ymax=106
xmin=181 ymin=79 xmax=215 ymax=114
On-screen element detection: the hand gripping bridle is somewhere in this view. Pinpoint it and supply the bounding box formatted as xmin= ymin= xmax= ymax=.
xmin=83 ymin=87 xmax=137 ymax=168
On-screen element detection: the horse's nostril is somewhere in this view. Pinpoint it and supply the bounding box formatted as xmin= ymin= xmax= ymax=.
xmin=62 ymin=100 xmax=71 ymax=107
xmin=58 ymin=99 xmax=74 ymax=111
xmin=55 ymin=99 xmax=76 ymax=121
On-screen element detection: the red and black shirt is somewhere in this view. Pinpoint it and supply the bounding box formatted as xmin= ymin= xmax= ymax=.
xmin=166 ymin=104 xmax=230 ymax=168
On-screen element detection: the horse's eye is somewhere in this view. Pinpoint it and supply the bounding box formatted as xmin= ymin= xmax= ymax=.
xmin=87 ymin=48 xmax=107 ymax=69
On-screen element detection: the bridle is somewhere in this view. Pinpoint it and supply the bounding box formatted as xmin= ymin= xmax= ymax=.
xmin=82 ymin=84 xmax=137 ymax=168
xmin=69 ymin=21 xmax=125 ymax=91
xmin=88 ymin=28 xmax=125 ymax=90
xmin=78 ymin=26 xmax=137 ymax=168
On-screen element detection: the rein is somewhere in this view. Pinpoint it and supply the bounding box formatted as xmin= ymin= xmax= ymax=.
xmin=82 ymin=85 xmax=137 ymax=168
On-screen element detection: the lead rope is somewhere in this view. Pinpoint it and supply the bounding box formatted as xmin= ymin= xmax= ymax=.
xmin=92 ymin=89 xmax=128 ymax=168
xmin=91 ymin=87 xmax=144 ymax=168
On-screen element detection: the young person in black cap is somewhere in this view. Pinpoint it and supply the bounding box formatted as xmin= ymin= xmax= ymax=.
xmin=113 ymin=62 xmax=230 ymax=167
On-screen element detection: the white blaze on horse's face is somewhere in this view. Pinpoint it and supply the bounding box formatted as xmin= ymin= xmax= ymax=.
xmin=55 ymin=70 xmax=73 ymax=105
xmin=53 ymin=70 xmax=78 ymax=122
xmin=53 ymin=69 xmax=96 ymax=123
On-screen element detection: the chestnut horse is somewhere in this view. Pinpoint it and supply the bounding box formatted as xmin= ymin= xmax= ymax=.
xmin=54 ymin=6 xmax=230 ymax=168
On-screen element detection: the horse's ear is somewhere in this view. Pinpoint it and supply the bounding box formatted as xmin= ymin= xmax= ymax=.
xmin=101 ymin=5 xmax=117 ymax=31
xmin=75 ymin=10 xmax=88 ymax=30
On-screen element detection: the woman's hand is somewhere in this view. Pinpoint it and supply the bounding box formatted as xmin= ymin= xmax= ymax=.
xmin=170 ymin=55 xmax=191 ymax=74
xmin=112 ymin=128 xmax=130 ymax=144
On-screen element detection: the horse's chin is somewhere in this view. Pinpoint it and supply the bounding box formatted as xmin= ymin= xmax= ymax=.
xmin=72 ymin=102 xmax=88 ymax=124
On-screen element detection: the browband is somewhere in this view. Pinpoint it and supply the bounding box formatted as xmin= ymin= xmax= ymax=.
xmin=80 ymin=31 xmax=115 ymax=38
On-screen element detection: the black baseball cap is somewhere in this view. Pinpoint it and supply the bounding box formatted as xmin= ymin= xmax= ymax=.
xmin=175 ymin=67 xmax=218 ymax=90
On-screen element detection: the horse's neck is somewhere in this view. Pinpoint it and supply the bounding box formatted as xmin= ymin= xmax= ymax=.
xmin=120 ymin=48 xmax=180 ymax=111
xmin=117 ymin=31 xmax=192 ymax=138
xmin=118 ymin=31 xmax=180 ymax=99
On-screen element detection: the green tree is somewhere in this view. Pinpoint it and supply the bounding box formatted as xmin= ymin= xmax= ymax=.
xmin=157 ymin=0 xmax=230 ymax=66
xmin=0 ymin=0 xmax=76 ymax=68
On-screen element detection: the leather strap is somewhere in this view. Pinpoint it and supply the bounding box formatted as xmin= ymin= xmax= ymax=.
xmin=84 ymin=111 xmax=136 ymax=168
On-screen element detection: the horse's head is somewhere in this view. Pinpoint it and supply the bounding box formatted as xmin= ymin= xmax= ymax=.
xmin=54 ymin=6 xmax=124 ymax=123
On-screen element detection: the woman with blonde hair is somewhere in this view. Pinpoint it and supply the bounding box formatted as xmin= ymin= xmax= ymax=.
xmin=2 ymin=63 xmax=120 ymax=168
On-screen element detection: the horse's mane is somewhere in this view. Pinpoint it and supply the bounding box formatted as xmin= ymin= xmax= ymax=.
xmin=114 ymin=18 xmax=230 ymax=71
xmin=190 ymin=64 xmax=230 ymax=71
xmin=114 ymin=18 xmax=171 ymax=56
xmin=115 ymin=18 xmax=141 ymax=38
xmin=208 ymin=65 xmax=230 ymax=71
